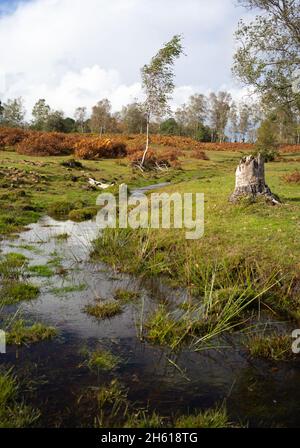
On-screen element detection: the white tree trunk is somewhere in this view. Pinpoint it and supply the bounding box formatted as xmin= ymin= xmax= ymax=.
xmin=141 ymin=119 xmax=150 ymax=166
xmin=229 ymin=154 xmax=281 ymax=204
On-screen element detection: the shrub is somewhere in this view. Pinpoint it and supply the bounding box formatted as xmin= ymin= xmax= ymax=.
xmin=74 ymin=137 xmax=127 ymax=159
xmin=16 ymin=132 xmax=75 ymax=156
xmin=0 ymin=127 xmax=29 ymax=148
xmin=128 ymin=149 xmax=181 ymax=170
xmin=283 ymin=171 xmax=300 ymax=184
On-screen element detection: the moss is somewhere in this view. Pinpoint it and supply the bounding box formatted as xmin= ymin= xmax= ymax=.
xmin=84 ymin=301 xmax=123 ymax=319
xmin=0 ymin=281 xmax=39 ymax=305
xmin=6 ymin=319 xmax=57 ymax=346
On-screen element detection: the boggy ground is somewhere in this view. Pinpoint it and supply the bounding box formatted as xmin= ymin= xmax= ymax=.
xmin=0 ymin=146 xmax=300 ymax=427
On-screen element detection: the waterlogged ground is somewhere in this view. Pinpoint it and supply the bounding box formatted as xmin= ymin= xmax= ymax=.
xmin=0 ymin=207 xmax=300 ymax=428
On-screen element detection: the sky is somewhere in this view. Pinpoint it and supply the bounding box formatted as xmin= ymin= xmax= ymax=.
xmin=0 ymin=0 xmax=254 ymax=118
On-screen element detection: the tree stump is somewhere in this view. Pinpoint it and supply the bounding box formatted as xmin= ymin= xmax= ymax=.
xmin=229 ymin=154 xmax=280 ymax=204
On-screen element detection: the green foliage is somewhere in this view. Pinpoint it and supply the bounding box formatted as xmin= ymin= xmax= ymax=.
xmin=141 ymin=34 xmax=184 ymax=118
xmin=159 ymin=118 xmax=180 ymax=135
xmin=233 ymin=1 xmax=300 ymax=115
xmin=255 ymin=118 xmax=279 ymax=161
xmin=195 ymin=123 xmax=212 ymax=142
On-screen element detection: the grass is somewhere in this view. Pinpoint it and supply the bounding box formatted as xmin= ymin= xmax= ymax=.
xmin=144 ymin=269 xmax=278 ymax=350
xmin=85 ymin=349 xmax=121 ymax=371
xmin=29 ymin=264 xmax=54 ymax=277
xmin=50 ymin=283 xmax=86 ymax=296
xmin=247 ymin=333 xmax=293 ymax=361
xmin=124 ymin=411 xmax=164 ymax=428
xmin=6 ymin=319 xmax=57 ymax=346
xmin=0 ymin=252 xmax=28 ymax=279
xmin=114 ymin=288 xmax=140 ymax=303
xmin=94 ymin=379 xmax=238 ymax=428
xmin=174 ymin=405 xmax=234 ymax=428
xmin=0 ymin=281 xmax=40 ymax=305
xmin=96 ymin=379 xmax=129 ymax=428
xmin=0 ymin=368 xmax=40 ymax=427
xmin=91 ymin=151 xmax=300 ymax=290
xmin=68 ymin=207 xmax=98 ymax=222
xmin=84 ymin=300 xmax=123 ymax=319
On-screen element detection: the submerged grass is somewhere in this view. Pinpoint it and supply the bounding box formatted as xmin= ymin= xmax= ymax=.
xmin=50 ymin=283 xmax=86 ymax=296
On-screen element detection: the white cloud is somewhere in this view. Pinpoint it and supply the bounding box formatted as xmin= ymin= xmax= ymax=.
xmin=0 ymin=0 xmax=253 ymax=118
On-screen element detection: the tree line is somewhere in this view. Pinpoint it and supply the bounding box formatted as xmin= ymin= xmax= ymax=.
xmin=0 ymin=92 xmax=298 ymax=145
xmin=0 ymin=0 xmax=299 ymax=147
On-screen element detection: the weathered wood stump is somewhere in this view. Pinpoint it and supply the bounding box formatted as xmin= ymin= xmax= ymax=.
xmin=229 ymin=154 xmax=280 ymax=204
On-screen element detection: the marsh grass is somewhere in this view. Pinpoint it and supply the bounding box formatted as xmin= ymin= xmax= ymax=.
xmin=0 ymin=281 xmax=40 ymax=305
xmin=47 ymin=200 xmax=77 ymax=219
xmin=0 ymin=368 xmax=40 ymax=428
xmin=29 ymin=264 xmax=54 ymax=277
xmin=145 ymin=270 xmax=280 ymax=350
xmin=114 ymin=289 xmax=140 ymax=303
xmin=124 ymin=411 xmax=164 ymax=428
xmin=0 ymin=253 xmax=28 ymax=279
xmin=83 ymin=348 xmax=121 ymax=371
xmin=94 ymin=380 xmax=238 ymax=428
xmin=6 ymin=319 xmax=57 ymax=346
xmin=247 ymin=333 xmax=293 ymax=361
xmin=84 ymin=300 xmax=123 ymax=319
xmin=68 ymin=207 xmax=98 ymax=222
xmin=50 ymin=283 xmax=86 ymax=296
xmin=174 ymin=405 xmax=234 ymax=428
xmin=96 ymin=379 xmax=129 ymax=428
